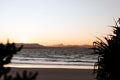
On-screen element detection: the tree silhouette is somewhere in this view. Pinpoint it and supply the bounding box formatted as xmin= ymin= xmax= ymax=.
xmin=0 ymin=40 xmax=38 ymax=80
xmin=0 ymin=40 xmax=23 ymax=78
xmin=93 ymin=18 xmax=120 ymax=80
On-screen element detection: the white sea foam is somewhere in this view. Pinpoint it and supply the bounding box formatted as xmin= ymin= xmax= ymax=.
xmin=12 ymin=48 xmax=98 ymax=67
xmin=4 ymin=64 xmax=94 ymax=69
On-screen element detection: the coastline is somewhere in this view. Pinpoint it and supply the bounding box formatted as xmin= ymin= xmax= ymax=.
xmin=4 ymin=63 xmax=94 ymax=69
xmin=3 ymin=64 xmax=96 ymax=80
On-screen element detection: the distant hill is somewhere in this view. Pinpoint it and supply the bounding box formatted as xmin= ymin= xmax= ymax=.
xmin=15 ymin=43 xmax=92 ymax=49
xmin=16 ymin=43 xmax=45 ymax=49
xmin=50 ymin=44 xmax=92 ymax=48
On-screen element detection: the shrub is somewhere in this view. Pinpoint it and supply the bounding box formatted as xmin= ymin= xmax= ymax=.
xmin=93 ymin=18 xmax=120 ymax=80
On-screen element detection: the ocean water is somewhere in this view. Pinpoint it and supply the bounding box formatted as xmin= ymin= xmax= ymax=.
xmin=11 ymin=47 xmax=98 ymax=67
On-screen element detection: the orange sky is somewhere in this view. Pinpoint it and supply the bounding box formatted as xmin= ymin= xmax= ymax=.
xmin=0 ymin=0 xmax=119 ymax=46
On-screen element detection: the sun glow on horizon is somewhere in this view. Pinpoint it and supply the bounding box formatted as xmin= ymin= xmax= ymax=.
xmin=0 ymin=25 xmax=95 ymax=45
xmin=0 ymin=33 xmax=94 ymax=46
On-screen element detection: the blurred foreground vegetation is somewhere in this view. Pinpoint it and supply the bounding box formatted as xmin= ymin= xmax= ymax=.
xmin=93 ymin=18 xmax=120 ymax=80
xmin=0 ymin=41 xmax=38 ymax=80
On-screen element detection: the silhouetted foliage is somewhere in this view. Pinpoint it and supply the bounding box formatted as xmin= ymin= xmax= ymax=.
xmin=0 ymin=40 xmax=38 ymax=80
xmin=0 ymin=40 xmax=23 ymax=77
xmin=4 ymin=70 xmax=38 ymax=80
xmin=93 ymin=18 xmax=120 ymax=80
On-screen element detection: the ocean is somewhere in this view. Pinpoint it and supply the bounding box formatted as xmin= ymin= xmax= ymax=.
xmin=10 ymin=47 xmax=98 ymax=68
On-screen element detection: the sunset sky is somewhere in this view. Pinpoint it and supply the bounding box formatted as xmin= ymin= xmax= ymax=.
xmin=0 ymin=0 xmax=120 ymax=46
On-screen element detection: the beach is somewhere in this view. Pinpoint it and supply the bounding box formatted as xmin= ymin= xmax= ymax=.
xmin=6 ymin=66 xmax=96 ymax=80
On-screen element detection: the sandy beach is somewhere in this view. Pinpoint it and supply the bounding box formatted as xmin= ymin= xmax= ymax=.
xmin=5 ymin=67 xmax=96 ymax=80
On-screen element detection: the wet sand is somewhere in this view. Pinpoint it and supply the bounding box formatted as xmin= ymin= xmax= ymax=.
xmin=7 ymin=67 xmax=96 ymax=80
